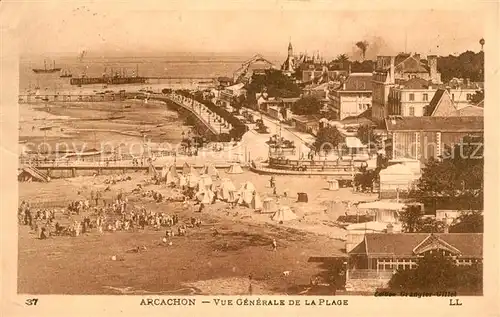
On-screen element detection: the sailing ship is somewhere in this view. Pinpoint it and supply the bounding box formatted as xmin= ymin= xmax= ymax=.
xmin=60 ymin=69 xmax=73 ymax=78
xmin=33 ymin=60 xmax=61 ymax=73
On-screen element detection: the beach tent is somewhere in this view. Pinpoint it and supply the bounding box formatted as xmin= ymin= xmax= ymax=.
xmin=169 ymin=164 xmax=179 ymax=178
xmin=218 ymin=178 xmax=236 ymax=201
xmin=183 ymin=162 xmax=199 ymax=176
xmin=196 ymin=189 xmax=215 ymax=205
xmin=249 ymin=192 xmax=263 ymax=210
xmin=165 ymin=171 xmax=179 ymax=185
xmin=227 ymin=163 xmax=243 ymax=174
xmin=161 ymin=164 xmax=169 ymax=179
xmin=185 ymin=174 xmax=200 ymax=188
xmin=239 ymin=181 xmax=256 ymax=192
xmin=357 ymin=200 xmax=406 ymax=223
xmin=271 ymin=206 xmax=297 ymax=222
xmin=197 ymin=175 xmax=213 ymax=191
xmin=200 ymin=164 xmax=219 ymax=179
xmin=237 ymin=189 xmax=254 ymax=206
xmin=178 ymin=175 xmax=187 ymax=187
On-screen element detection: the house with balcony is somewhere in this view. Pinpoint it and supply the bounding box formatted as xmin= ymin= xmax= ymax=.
xmin=346 ymin=232 xmax=483 ymax=292
xmin=218 ymin=83 xmax=246 ymax=108
xmin=330 ymin=73 xmax=373 ymax=120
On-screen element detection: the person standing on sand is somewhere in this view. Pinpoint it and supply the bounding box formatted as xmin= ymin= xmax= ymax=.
xmin=272 ymin=239 xmax=277 ymax=251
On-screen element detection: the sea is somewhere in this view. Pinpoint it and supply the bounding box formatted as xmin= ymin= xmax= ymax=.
xmin=19 ymin=53 xmax=283 ymax=92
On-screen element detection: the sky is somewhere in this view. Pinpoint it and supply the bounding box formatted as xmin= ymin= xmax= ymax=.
xmin=1 ymin=0 xmax=493 ymax=59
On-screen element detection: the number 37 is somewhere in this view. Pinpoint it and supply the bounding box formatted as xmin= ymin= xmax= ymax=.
xmin=25 ymin=298 xmax=38 ymax=306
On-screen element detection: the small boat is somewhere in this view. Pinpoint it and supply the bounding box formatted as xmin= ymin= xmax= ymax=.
xmin=33 ymin=60 xmax=61 ymax=73
xmin=40 ymin=126 xmax=53 ymax=131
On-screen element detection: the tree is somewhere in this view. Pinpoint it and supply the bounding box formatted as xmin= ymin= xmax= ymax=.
xmin=399 ymin=204 xmax=445 ymax=233
xmin=411 ymin=135 xmax=484 ymax=212
xmin=470 ymin=90 xmax=484 ymax=104
xmin=356 ymin=124 xmax=379 ymax=146
xmin=245 ymin=69 xmax=301 ymax=106
xmin=449 ymin=210 xmax=483 ymax=233
xmin=313 ymin=126 xmax=344 ymax=153
xmin=355 ymin=41 xmax=369 ymax=61
xmin=437 ymin=51 xmax=484 ymax=82
xmin=388 ymin=252 xmax=482 ymax=294
xmin=291 ymin=95 xmax=322 ymax=115
xmin=231 ymin=94 xmax=246 ymax=110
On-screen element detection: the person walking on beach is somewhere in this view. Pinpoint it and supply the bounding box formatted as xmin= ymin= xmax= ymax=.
xmin=272 ymin=239 xmax=277 ymax=252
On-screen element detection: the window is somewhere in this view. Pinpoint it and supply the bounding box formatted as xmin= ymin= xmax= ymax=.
xmin=409 ymin=93 xmax=415 ymax=101
xmin=423 ymin=93 xmax=428 ymax=101
xmin=409 ymin=106 xmax=415 ymax=116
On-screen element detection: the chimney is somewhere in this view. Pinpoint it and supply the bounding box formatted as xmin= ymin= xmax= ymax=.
xmin=386 ymin=223 xmax=394 ymax=234
xmin=376 ymin=56 xmax=384 ymax=70
xmin=428 ymin=55 xmax=438 ymax=83
xmin=389 ymin=56 xmax=395 ymax=84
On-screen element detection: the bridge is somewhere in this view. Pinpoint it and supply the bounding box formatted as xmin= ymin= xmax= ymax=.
xmin=18 ymin=92 xmax=233 ymax=137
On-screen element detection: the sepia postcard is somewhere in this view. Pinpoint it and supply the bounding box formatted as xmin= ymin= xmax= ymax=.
xmin=1 ymin=0 xmax=499 ymax=316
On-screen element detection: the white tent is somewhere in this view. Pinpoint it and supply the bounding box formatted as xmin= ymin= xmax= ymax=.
xmin=218 ymin=178 xmax=236 ymax=201
xmin=169 ymin=164 xmax=179 ymax=178
xmin=178 ymin=175 xmax=187 ymax=187
xmin=183 ymin=162 xmax=199 ymax=176
xmin=345 ymin=136 xmax=366 ymax=149
xmin=201 ymin=164 xmax=220 ymax=179
xmin=271 ymin=206 xmax=297 ymax=222
xmin=250 ymin=192 xmax=263 ymax=210
xmin=239 ymin=181 xmax=255 ymax=192
xmin=166 ymin=171 xmax=179 ymax=185
xmin=185 ymin=174 xmax=200 ymax=188
xmin=227 ymin=163 xmax=243 ymax=174
xmin=196 ymin=189 xmax=215 ymax=204
xmin=197 ymin=175 xmax=213 ymax=190
xmin=237 ymin=189 xmax=254 ymax=206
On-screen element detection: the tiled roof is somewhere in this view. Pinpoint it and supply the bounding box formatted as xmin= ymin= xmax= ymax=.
xmin=385 ymin=116 xmax=483 ymax=132
xmin=425 ymin=89 xmax=446 ymax=116
xmin=399 ymin=77 xmax=433 ymax=89
xmin=342 ymin=73 xmax=373 ymax=91
xmin=395 ymin=55 xmax=429 ymax=73
xmin=455 ymin=105 xmax=484 ymax=117
xmin=350 ymin=233 xmax=483 ymax=257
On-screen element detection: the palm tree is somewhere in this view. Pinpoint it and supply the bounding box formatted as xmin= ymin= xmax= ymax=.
xmin=336 ymin=54 xmax=349 ymax=64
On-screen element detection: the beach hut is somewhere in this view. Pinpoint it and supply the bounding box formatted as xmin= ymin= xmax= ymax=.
xmin=227 ymin=163 xmax=243 ymax=174
xmin=237 ymin=189 xmax=254 ymax=206
xmin=271 ymin=206 xmax=297 ymax=222
xmin=327 ymin=179 xmax=339 ymax=191
xmin=262 ymin=198 xmax=275 ymax=213
xmin=379 ymin=164 xmax=419 ymax=198
xmin=178 ymin=175 xmax=187 ymax=188
xmin=196 ymin=189 xmax=215 ymax=205
xmin=200 ymin=164 xmax=220 ymax=179
xmin=218 ymin=178 xmax=236 ymax=201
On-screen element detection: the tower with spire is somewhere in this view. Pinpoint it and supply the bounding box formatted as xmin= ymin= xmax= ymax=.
xmin=288 ymin=39 xmax=293 ymax=57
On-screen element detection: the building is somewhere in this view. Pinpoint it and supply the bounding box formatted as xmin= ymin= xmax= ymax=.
xmin=330 ymin=73 xmax=373 ymax=120
xmin=372 ymin=53 xmax=441 ymax=122
xmin=218 ymin=83 xmax=246 ymax=107
xmin=385 ymin=116 xmax=483 ymax=163
xmin=387 ymin=79 xmax=482 ymax=117
xmin=293 ymin=115 xmax=322 ymax=135
xmin=346 ymin=232 xmax=483 ymax=291
xmin=259 ymin=97 xmax=299 ymax=121
xmin=425 ymin=89 xmax=483 ymax=117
